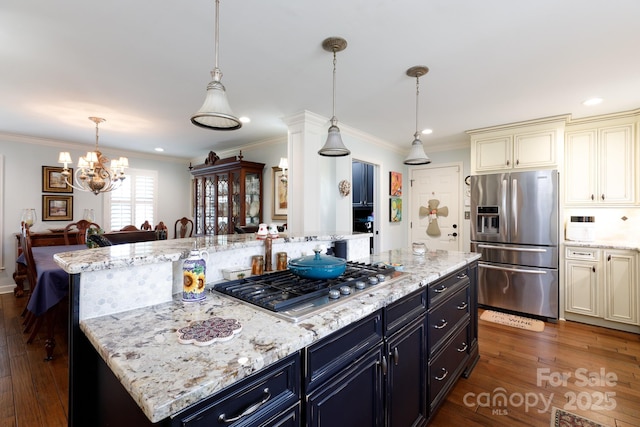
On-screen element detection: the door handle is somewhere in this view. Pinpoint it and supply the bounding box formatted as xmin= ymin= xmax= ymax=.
xmin=448 ymin=232 xmax=458 ymax=237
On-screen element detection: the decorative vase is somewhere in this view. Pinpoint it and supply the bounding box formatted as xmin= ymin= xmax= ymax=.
xmin=182 ymin=249 xmax=208 ymax=302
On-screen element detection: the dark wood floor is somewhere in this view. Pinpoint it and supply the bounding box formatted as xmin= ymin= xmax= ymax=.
xmin=1 ymin=292 xmax=638 ymax=427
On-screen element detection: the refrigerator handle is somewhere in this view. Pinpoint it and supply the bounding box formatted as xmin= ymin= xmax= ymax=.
xmin=511 ymin=178 xmax=518 ymax=238
xmin=477 ymin=244 xmax=547 ymax=253
xmin=479 ymin=262 xmax=547 ymax=275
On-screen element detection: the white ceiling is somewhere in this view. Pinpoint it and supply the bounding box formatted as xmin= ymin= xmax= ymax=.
xmin=2 ymin=0 xmax=640 ymax=161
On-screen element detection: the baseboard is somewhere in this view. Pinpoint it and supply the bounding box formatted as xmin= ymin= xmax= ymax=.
xmin=0 ymin=283 xmax=16 ymax=294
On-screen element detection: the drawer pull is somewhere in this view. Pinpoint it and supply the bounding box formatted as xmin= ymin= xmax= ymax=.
xmin=457 ymin=342 xmax=468 ymax=352
xmin=434 ymin=368 xmax=449 ymax=381
xmin=457 ymin=302 xmax=468 ymax=310
xmin=434 ymin=285 xmax=447 ymax=293
xmin=433 ymin=319 xmax=448 ymax=330
xmin=379 ymin=355 xmax=388 ymax=376
xmin=391 ymin=347 xmax=400 ymax=366
xmin=218 ymin=388 xmax=271 ymax=423
xmin=456 ymin=273 xmax=468 ymax=279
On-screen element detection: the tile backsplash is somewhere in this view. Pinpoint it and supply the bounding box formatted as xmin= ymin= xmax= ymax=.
xmin=563 ymin=207 xmax=640 ymax=242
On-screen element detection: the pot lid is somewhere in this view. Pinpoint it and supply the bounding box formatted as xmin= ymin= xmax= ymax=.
xmin=289 ymin=247 xmax=346 ymax=268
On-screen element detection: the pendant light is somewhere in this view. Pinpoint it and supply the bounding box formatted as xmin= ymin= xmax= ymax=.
xmin=403 ymin=66 xmax=431 ymax=165
xmin=191 ymin=0 xmax=241 ymax=131
xmin=318 ymin=37 xmax=350 ymax=157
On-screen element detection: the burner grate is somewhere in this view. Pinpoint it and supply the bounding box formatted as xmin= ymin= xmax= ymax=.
xmin=213 ymin=262 xmax=396 ymax=312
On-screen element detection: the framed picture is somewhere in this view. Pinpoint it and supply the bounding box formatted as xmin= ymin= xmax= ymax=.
xmin=389 ymin=197 xmax=402 ymax=222
xmin=42 ymin=195 xmax=73 ymax=221
xmin=272 ymin=167 xmax=287 ymax=220
xmin=42 ymin=166 xmax=73 ymax=193
xmin=389 ymin=171 xmax=402 ymax=196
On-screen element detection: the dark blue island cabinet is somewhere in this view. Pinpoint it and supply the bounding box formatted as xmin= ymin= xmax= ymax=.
xmin=68 ymin=262 xmax=478 ymax=427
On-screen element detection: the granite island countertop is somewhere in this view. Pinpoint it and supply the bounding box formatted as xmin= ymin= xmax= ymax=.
xmin=80 ymin=248 xmax=480 ymax=423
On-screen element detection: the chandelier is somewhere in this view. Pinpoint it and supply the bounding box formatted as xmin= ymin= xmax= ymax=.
xmin=58 ymin=117 xmax=128 ymax=195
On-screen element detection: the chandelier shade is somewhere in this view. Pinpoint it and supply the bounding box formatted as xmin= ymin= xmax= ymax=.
xmin=318 ymin=37 xmax=350 ymax=157
xmin=403 ymin=66 xmax=431 ymax=165
xmin=58 ymin=117 xmax=128 ymax=195
xmin=191 ymin=0 xmax=241 ymax=131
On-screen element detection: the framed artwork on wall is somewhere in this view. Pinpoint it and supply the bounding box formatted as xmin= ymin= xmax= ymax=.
xmin=272 ymin=167 xmax=287 ymax=220
xmin=389 ymin=171 xmax=402 ymax=196
xmin=389 ymin=197 xmax=402 ymax=222
xmin=42 ymin=165 xmax=73 ymax=193
xmin=42 ymin=195 xmax=73 ymax=221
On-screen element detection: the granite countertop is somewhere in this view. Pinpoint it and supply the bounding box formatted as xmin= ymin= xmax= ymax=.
xmin=54 ymin=231 xmax=370 ymax=274
xmin=80 ymin=248 xmax=480 ymax=422
xmin=562 ymin=240 xmax=640 ymax=252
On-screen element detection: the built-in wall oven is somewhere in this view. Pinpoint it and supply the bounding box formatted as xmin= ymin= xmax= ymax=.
xmin=470 ymin=170 xmax=559 ymax=320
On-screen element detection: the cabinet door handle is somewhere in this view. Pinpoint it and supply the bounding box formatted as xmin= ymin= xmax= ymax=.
xmin=434 ymin=285 xmax=447 ymax=293
xmin=379 ymin=355 xmax=388 ymax=376
xmin=591 ymin=194 xmax=595 ymax=201
xmin=457 ymin=342 xmax=468 ymax=352
xmin=506 ymin=160 xmax=510 ymax=166
xmin=433 ymin=319 xmax=448 ymax=329
xmin=592 ymin=266 xmax=596 ymax=273
xmin=434 ymin=368 xmax=449 ymax=381
xmin=456 ymin=273 xmax=468 ymax=279
xmin=601 ymin=194 xmax=605 ymax=201
xmin=391 ymin=347 xmax=400 ymax=366
xmin=218 ymin=388 xmax=271 ymax=423
xmin=516 ymin=159 xmax=519 ymax=165
xmin=607 ymin=255 xmax=611 ymax=261
xmin=457 ymin=301 xmax=468 ymax=310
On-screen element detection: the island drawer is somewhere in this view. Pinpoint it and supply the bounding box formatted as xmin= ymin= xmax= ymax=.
xmin=428 ymin=322 xmax=470 ymax=410
xmin=428 ymin=285 xmax=470 ymax=355
xmin=384 ymin=287 xmax=427 ymax=335
xmin=304 ymin=310 xmax=383 ymax=392
xmin=428 ymin=266 xmax=470 ymax=308
xmin=173 ymin=353 xmax=300 ymax=427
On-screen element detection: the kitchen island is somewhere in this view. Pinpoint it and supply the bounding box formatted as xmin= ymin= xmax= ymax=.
xmin=59 ymin=233 xmax=480 ymax=426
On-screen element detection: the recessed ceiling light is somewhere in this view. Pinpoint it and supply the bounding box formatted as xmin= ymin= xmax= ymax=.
xmin=154 ymin=147 xmax=164 ymax=152
xmin=421 ymin=128 xmax=433 ymax=135
xmin=239 ymin=116 xmax=251 ymax=123
xmin=582 ymin=98 xmax=603 ymax=106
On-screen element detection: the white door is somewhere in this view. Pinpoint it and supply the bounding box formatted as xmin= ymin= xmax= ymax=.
xmin=410 ymin=165 xmax=461 ymax=252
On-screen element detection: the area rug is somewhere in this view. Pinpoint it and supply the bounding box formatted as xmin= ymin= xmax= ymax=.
xmin=479 ymin=310 xmax=545 ymax=332
xmin=550 ymin=406 xmax=611 ymax=427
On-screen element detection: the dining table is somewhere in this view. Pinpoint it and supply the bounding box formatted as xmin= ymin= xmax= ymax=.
xmin=17 ymin=244 xmax=87 ymax=316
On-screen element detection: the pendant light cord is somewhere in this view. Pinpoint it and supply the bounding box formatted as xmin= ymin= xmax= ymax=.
xmin=415 ymin=75 xmax=420 ymax=137
xmin=215 ymin=0 xmax=221 ymax=71
xmin=331 ymin=49 xmax=337 ymax=121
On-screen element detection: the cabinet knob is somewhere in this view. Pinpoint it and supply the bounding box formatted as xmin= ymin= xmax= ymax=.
xmin=607 ymin=255 xmax=611 ymax=262
xmin=591 ymin=194 xmax=595 ymax=201
xmin=601 ymin=194 xmax=605 ymax=201
xmin=506 ymin=160 xmax=510 ymax=166
xmin=516 ymin=159 xmax=520 ymax=165
xmin=592 ymin=266 xmax=596 ymax=273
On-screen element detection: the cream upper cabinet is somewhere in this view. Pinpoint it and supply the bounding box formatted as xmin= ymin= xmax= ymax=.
xmin=564 ymin=113 xmax=636 ymax=205
xmin=468 ymin=116 xmax=567 ymax=174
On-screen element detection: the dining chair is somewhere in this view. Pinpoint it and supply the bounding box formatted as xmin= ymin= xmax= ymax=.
xmin=120 ymin=225 xmax=139 ymax=231
xmin=140 ymin=220 xmax=152 ymax=230
xmin=64 ymin=219 xmax=101 ymax=245
xmin=174 ymin=217 xmax=194 ymax=239
xmin=19 ymin=222 xmax=45 ymax=344
xmin=155 ymin=221 xmax=168 ymax=240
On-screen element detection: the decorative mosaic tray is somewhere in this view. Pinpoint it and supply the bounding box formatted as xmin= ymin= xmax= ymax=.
xmin=176 ymin=317 xmax=242 ymax=346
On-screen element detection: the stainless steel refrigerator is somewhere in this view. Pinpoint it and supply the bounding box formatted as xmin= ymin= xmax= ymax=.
xmin=470 ymin=170 xmax=559 ymax=319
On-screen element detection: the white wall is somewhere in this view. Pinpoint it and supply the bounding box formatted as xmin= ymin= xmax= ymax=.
xmin=0 ymin=133 xmax=192 ymax=279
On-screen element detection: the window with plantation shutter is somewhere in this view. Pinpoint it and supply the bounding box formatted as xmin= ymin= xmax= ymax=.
xmin=105 ymin=168 xmax=158 ymax=231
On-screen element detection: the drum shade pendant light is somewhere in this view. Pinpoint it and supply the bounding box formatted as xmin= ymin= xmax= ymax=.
xmin=318 ymin=37 xmax=350 ymax=157
xmin=403 ymin=66 xmax=431 ymax=165
xmin=191 ymin=0 xmax=241 ymax=131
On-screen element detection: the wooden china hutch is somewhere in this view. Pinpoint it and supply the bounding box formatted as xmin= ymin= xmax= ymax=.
xmin=190 ymin=152 xmax=264 ymax=235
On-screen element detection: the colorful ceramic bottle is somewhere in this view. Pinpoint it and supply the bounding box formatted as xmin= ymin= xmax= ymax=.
xmin=182 ymin=249 xmax=208 ymax=302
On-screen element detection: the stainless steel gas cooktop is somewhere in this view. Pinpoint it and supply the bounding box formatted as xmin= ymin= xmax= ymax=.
xmin=212 ymin=262 xmax=406 ymax=322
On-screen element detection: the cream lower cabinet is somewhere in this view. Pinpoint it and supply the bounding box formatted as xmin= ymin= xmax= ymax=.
xmin=565 ymin=247 xmax=600 ymax=317
xmin=603 ymin=249 xmax=638 ymax=325
xmin=565 ymin=246 xmax=639 ymax=330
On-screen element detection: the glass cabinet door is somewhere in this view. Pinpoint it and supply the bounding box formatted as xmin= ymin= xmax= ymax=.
xmin=216 ymin=173 xmax=229 ymax=235
xmin=245 ymin=172 xmax=261 ymax=225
